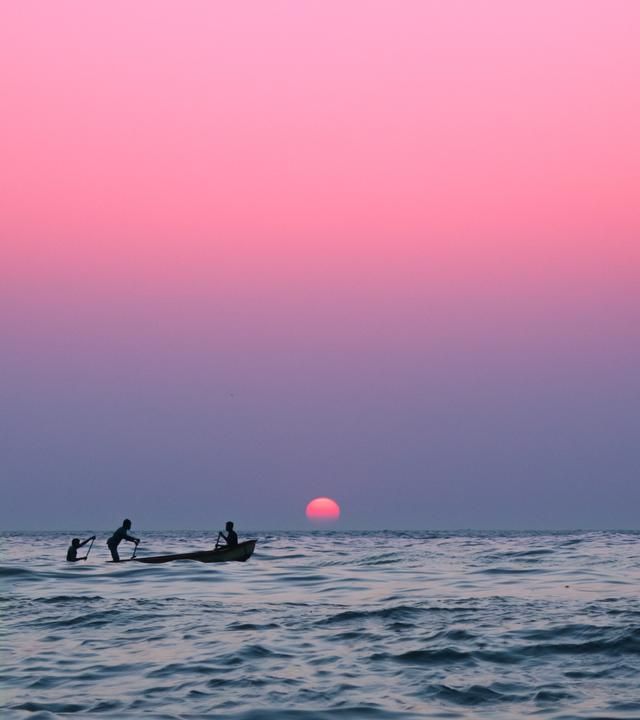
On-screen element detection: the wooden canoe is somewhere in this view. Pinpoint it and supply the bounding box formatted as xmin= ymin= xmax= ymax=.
xmin=118 ymin=539 xmax=256 ymax=564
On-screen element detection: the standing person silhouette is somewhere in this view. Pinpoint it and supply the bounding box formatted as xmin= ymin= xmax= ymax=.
xmin=66 ymin=535 xmax=95 ymax=562
xmin=217 ymin=521 xmax=238 ymax=548
xmin=107 ymin=519 xmax=139 ymax=562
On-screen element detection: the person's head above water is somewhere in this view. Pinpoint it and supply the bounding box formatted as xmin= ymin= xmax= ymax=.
xmin=225 ymin=521 xmax=234 ymax=531
xmin=71 ymin=538 xmax=80 ymax=547
xmin=123 ymin=519 xmax=132 ymax=529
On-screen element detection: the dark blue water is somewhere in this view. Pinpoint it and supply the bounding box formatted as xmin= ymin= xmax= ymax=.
xmin=2 ymin=531 xmax=640 ymax=718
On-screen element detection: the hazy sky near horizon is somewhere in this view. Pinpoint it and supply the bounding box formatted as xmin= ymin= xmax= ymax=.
xmin=2 ymin=1 xmax=639 ymax=530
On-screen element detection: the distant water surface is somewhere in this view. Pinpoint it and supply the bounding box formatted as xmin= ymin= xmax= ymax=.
xmin=1 ymin=530 xmax=640 ymax=719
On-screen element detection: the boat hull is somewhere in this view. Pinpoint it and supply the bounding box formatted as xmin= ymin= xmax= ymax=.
xmin=123 ymin=540 xmax=256 ymax=564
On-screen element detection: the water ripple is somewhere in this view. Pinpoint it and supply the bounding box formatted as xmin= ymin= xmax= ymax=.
xmin=2 ymin=529 xmax=640 ymax=719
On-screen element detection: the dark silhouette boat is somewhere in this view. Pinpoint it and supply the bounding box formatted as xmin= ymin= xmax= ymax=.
xmin=115 ymin=539 xmax=257 ymax=564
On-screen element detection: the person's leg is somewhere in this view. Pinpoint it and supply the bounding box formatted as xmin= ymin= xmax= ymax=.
xmin=108 ymin=542 xmax=120 ymax=562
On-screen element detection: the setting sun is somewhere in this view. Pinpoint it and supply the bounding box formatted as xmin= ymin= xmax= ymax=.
xmin=305 ymin=497 xmax=341 ymax=523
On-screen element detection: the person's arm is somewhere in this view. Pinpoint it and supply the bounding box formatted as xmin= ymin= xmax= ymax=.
xmin=79 ymin=535 xmax=95 ymax=547
xmin=124 ymin=533 xmax=139 ymax=544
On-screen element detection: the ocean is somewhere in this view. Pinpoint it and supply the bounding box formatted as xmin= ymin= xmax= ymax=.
xmin=1 ymin=530 xmax=639 ymax=719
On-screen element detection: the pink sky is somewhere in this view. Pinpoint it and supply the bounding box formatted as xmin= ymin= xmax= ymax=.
xmin=3 ymin=3 xmax=639 ymax=261
xmin=1 ymin=2 xmax=639 ymax=528
xmin=3 ymin=1 xmax=638 ymax=361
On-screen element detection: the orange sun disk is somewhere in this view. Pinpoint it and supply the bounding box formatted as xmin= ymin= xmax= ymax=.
xmin=305 ymin=497 xmax=341 ymax=522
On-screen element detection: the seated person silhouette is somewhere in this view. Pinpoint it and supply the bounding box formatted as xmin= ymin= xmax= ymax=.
xmin=107 ymin=519 xmax=139 ymax=562
xmin=217 ymin=521 xmax=238 ymax=548
xmin=66 ymin=535 xmax=96 ymax=562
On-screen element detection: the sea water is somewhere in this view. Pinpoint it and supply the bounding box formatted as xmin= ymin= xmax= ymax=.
xmin=1 ymin=530 xmax=639 ymax=719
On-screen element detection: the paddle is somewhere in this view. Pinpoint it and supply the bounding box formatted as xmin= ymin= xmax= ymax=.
xmin=81 ymin=536 xmax=95 ymax=561
xmin=215 ymin=532 xmax=223 ymax=550
xmin=131 ymin=541 xmax=139 ymax=560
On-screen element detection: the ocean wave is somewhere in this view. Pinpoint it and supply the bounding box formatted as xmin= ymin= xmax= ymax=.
xmin=480 ymin=566 xmax=545 ymax=574
xmin=371 ymin=647 xmax=473 ymax=665
xmin=420 ymin=682 xmax=522 ymax=705
xmin=146 ymin=662 xmax=222 ymax=678
xmin=36 ymin=608 xmax=125 ymax=629
xmin=226 ymin=621 xmax=281 ymax=631
xmin=3 ymin=530 xmax=640 ymax=719
xmin=521 ymin=628 xmax=640 ymax=657
xmin=233 ymin=709 xmax=417 ymax=720
xmin=0 ymin=565 xmax=41 ymax=578
xmin=35 ymin=594 xmax=105 ymax=604
xmin=481 ymin=548 xmax=555 ymax=564
xmin=318 ymin=605 xmax=428 ymax=625
xmin=13 ymin=701 xmax=87 ymax=714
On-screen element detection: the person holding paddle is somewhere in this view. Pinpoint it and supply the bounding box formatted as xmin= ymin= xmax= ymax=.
xmin=66 ymin=535 xmax=96 ymax=562
xmin=217 ymin=521 xmax=238 ymax=549
xmin=107 ymin=519 xmax=139 ymax=562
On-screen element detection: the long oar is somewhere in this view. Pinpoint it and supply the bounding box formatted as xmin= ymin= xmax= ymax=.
xmin=130 ymin=541 xmax=139 ymax=560
xmin=82 ymin=536 xmax=95 ymax=561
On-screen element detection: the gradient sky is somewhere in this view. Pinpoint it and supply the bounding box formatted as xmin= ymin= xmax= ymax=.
xmin=2 ymin=1 xmax=639 ymax=530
